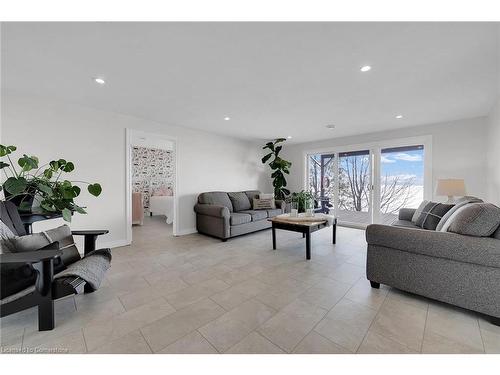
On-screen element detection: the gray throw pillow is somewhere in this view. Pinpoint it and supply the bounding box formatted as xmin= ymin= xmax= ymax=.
xmin=455 ymin=196 xmax=483 ymax=205
xmin=412 ymin=200 xmax=429 ymax=223
xmin=448 ymin=203 xmax=500 ymax=237
xmin=415 ymin=202 xmax=454 ymax=230
xmin=2 ymin=232 xmax=51 ymax=253
xmin=0 ymin=221 xmax=16 ymax=254
xmin=437 ymin=197 xmax=485 ymax=231
xmin=3 ymin=224 xmax=81 ymax=271
xmin=228 ymin=192 xmax=251 ymax=212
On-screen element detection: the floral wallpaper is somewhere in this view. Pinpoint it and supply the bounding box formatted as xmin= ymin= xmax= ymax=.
xmin=132 ymin=146 xmax=174 ymax=211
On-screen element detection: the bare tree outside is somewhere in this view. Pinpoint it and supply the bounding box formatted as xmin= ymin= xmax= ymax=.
xmin=308 ymin=154 xmax=334 ymax=199
xmin=379 ymin=173 xmax=416 ymax=214
xmin=338 ymin=153 xmax=371 ymax=212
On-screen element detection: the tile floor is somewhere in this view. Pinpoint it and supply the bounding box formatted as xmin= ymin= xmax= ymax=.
xmin=1 ymin=215 xmax=499 ymax=354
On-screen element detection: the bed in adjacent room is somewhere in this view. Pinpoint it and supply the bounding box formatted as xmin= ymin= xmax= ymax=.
xmin=150 ymin=194 xmax=174 ymax=224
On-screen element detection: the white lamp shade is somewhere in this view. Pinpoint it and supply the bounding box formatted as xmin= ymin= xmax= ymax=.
xmin=435 ymin=179 xmax=466 ymax=197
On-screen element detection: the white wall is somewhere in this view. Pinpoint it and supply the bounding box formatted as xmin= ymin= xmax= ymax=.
xmin=281 ymin=117 xmax=489 ymax=202
xmin=485 ymin=26 xmax=500 ymax=206
xmin=1 ymin=91 xmax=268 ymax=247
xmin=486 ymin=102 xmax=500 ymax=207
xmin=130 ymin=136 xmax=174 ymax=150
xmin=486 ymin=102 xmax=500 ymax=205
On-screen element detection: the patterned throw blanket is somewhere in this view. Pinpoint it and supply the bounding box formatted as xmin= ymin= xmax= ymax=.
xmin=55 ymin=249 xmax=112 ymax=291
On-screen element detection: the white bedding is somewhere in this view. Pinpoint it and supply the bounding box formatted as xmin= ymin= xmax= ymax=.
xmin=149 ymin=195 xmax=174 ymax=224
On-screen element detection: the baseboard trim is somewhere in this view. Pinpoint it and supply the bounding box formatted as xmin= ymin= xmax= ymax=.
xmin=175 ymin=227 xmax=197 ymax=236
xmin=97 ymin=228 xmax=198 ymax=249
xmin=100 ymin=239 xmax=131 ymax=249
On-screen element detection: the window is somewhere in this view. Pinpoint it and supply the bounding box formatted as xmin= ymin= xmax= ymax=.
xmin=306 ymin=139 xmax=429 ymax=227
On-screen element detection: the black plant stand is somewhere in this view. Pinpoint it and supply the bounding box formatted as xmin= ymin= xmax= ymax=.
xmin=19 ymin=211 xmax=63 ymax=234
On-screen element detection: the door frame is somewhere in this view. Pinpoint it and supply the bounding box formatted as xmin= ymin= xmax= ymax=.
xmin=303 ymin=135 xmax=433 ymax=228
xmin=125 ymin=128 xmax=179 ymax=244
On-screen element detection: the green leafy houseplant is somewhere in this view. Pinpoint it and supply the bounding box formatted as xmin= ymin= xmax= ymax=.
xmin=261 ymin=138 xmax=292 ymax=200
xmin=288 ymin=190 xmax=315 ymax=213
xmin=0 ymin=144 xmax=102 ymax=222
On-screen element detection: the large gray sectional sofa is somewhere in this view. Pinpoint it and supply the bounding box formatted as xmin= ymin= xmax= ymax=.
xmin=366 ymin=203 xmax=500 ymax=325
xmin=194 ymin=190 xmax=284 ymax=241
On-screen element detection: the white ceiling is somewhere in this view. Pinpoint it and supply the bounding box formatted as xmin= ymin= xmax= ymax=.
xmin=1 ymin=22 xmax=498 ymax=143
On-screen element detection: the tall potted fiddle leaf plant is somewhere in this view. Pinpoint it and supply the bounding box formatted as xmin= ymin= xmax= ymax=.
xmin=0 ymin=144 xmax=102 ymax=222
xmin=261 ymin=138 xmax=292 ymax=200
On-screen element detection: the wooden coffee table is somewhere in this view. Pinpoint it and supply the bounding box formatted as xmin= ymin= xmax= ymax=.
xmin=268 ymin=215 xmax=337 ymax=260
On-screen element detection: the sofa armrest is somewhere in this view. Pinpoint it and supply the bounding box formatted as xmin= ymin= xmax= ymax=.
xmin=398 ymin=208 xmax=416 ymax=221
xmin=366 ymin=224 xmax=500 ymax=268
xmin=194 ymin=203 xmax=230 ymax=218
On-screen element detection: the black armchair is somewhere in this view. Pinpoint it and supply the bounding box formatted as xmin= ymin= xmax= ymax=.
xmin=0 ymin=201 xmax=110 ymax=331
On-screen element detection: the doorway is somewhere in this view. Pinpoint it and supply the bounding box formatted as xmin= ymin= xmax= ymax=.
xmin=125 ymin=129 xmax=178 ymax=244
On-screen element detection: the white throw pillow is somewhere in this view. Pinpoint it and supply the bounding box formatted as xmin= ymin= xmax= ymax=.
xmin=259 ymin=193 xmax=274 ymax=200
xmin=0 ymin=221 xmax=16 ymax=254
xmin=253 ymin=198 xmax=276 ymax=210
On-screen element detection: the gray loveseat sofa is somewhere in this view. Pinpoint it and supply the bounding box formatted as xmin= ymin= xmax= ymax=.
xmin=366 ymin=206 xmax=500 ymax=325
xmin=194 ymin=190 xmax=284 ymax=241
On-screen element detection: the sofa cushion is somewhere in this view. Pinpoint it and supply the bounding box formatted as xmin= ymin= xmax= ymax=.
xmin=228 ymin=192 xmax=251 ymax=212
xmin=244 ymin=190 xmax=261 ymax=202
xmin=448 ymin=203 xmax=500 ymax=237
xmin=415 ymin=202 xmax=454 ymax=230
xmin=267 ymin=209 xmax=282 ymax=218
xmin=392 ymin=220 xmax=421 ymax=229
xmin=230 ymin=213 xmax=252 ymax=226
xmin=198 ymin=192 xmax=234 ymax=212
xmin=493 ymin=224 xmax=500 ymax=240
xmin=239 ymin=210 xmax=268 ymax=221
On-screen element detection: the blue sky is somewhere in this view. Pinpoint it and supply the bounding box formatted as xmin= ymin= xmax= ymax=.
xmin=381 ymin=149 xmax=424 ymax=186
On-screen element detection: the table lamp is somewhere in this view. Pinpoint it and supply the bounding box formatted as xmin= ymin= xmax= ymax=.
xmin=435 ymin=179 xmax=466 ymax=203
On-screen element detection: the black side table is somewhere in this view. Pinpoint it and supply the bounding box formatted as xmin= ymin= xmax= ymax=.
xmin=19 ymin=212 xmax=63 ymax=234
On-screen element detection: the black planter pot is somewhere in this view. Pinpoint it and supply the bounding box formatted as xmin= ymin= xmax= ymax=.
xmin=4 ymin=192 xmax=35 ymax=212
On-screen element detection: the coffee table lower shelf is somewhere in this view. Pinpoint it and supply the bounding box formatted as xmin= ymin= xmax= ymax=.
xmin=269 ymin=217 xmax=337 ymax=260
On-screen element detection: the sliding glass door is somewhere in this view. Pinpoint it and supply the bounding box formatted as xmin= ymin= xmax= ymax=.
xmin=378 ymin=145 xmax=425 ymax=224
xmin=337 ymin=150 xmax=372 ymax=225
xmin=307 ymin=153 xmax=335 ymax=213
xmin=306 ymin=139 xmax=428 ymax=227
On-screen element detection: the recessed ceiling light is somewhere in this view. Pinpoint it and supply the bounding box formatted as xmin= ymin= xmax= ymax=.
xmin=395 ymin=115 xmax=403 ymax=119
xmin=360 ymin=65 xmax=372 ymax=72
xmin=94 ymin=77 xmax=106 ymax=85
xmin=224 ymin=117 xmax=231 ymax=121
xmin=326 ymin=124 xmax=336 ymax=129
xmin=287 ymin=135 xmax=292 ymax=139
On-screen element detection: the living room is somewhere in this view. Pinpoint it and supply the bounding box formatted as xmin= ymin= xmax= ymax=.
xmin=1 ymin=1 xmax=500 ymax=373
